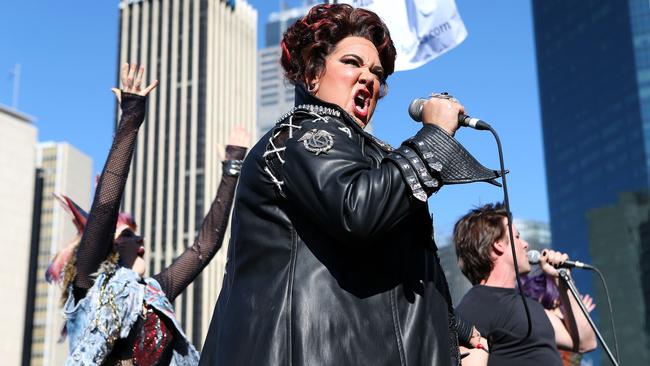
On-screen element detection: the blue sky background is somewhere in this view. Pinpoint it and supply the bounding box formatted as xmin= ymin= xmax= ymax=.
xmin=0 ymin=0 xmax=546 ymax=240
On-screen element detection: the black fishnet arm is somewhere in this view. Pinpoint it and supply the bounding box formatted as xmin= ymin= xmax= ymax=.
xmin=74 ymin=93 xmax=147 ymax=292
xmin=153 ymin=145 xmax=246 ymax=301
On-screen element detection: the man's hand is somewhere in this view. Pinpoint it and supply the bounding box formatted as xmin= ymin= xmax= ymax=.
xmin=539 ymin=249 xmax=569 ymax=277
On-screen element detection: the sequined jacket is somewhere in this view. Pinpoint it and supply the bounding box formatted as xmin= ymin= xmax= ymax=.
xmin=63 ymin=267 xmax=199 ymax=365
xmin=200 ymin=86 xmax=500 ymax=366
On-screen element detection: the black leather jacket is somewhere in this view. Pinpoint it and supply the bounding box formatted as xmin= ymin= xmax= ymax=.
xmin=200 ymin=86 xmax=500 ymax=366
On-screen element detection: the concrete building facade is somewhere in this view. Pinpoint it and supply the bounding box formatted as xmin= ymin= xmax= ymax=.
xmin=0 ymin=105 xmax=37 ymax=366
xmin=587 ymin=192 xmax=650 ymax=365
xmin=118 ymin=0 xmax=257 ymax=347
xmin=256 ymin=4 xmax=311 ymax=138
xmin=26 ymin=142 xmax=92 ymax=366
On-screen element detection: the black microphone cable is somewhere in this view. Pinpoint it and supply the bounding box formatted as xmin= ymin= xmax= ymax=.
xmin=423 ymin=102 xmax=621 ymax=357
xmin=588 ymin=265 xmax=620 ymax=361
xmin=409 ymin=98 xmax=534 ymax=341
xmin=483 ymin=124 xmax=621 ymax=358
xmin=482 ymin=123 xmax=535 ymax=343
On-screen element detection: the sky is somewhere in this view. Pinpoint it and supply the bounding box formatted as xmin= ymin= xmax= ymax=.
xmin=0 ymin=0 xmax=546 ymax=240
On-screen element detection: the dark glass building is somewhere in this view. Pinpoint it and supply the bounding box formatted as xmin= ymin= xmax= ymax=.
xmin=533 ymin=0 xmax=648 ymax=289
xmin=533 ymin=0 xmax=650 ymax=363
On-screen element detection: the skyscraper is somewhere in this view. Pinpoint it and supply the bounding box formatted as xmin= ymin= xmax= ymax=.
xmin=257 ymin=3 xmax=312 ymax=138
xmin=513 ymin=218 xmax=551 ymax=253
xmin=532 ymin=1 xmax=650 ymax=363
xmin=587 ymin=192 xmax=650 ymax=365
xmin=27 ymin=142 xmax=92 ymax=366
xmin=437 ymin=240 xmax=472 ymax=305
xmin=118 ymin=0 xmax=257 ymax=347
xmin=532 ymin=0 xmax=649 ymax=290
xmin=0 ymin=104 xmax=36 ymax=366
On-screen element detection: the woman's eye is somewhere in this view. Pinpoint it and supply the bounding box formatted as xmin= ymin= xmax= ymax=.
xmin=343 ymin=58 xmax=360 ymax=66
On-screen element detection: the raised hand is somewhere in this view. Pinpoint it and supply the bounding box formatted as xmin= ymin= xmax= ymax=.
xmin=111 ymin=63 xmax=159 ymax=102
xmin=581 ymin=294 xmax=596 ymax=313
xmin=228 ymin=126 xmax=252 ymax=148
xmin=217 ymin=126 xmax=252 ymax=162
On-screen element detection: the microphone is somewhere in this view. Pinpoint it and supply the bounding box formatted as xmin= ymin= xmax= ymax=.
xmin=527 ymin=250 xmax=594 ymax=270
xmin=408 ymin=98 xmax=491 ymax=130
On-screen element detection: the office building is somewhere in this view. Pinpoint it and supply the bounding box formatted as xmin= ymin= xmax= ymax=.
xmin=0 ymin=104 xmax=37 ymax=366
xmin=533 ymin=0 xmax=650 ymax=289
xmin=532 ymin=1 xmax=650 ymax=363
xmin=437 ymin=239 xmax=473 ymax=305
xmin=118 ymin=0 xmax=257 ymax=347
xmin=587 ymin=192 xmax=650 ymax=365
xmin=26 ymin=142 xmax=92 ymax=366
xmin=257 ymin=3 xmax=312 ymax=137
xmin=513 ymin=218 xmax=551 ymax=253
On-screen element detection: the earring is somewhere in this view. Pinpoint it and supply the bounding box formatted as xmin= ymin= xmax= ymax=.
xmin=307 ymin=83 xmax=318 ymax=93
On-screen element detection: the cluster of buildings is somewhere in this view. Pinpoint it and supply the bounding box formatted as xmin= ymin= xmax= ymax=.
xmin=1 ymin=104 xmax=92 ymax=365
xmin=3 ymin=0 xmax=650 ymax=365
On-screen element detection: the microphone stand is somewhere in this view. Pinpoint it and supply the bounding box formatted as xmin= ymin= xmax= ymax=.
xmin=557 ymin=269 xmax=619 ymax=366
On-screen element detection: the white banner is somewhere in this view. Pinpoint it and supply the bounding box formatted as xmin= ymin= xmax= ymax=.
xmin=338 ymin=0 xmax=468 ymax=71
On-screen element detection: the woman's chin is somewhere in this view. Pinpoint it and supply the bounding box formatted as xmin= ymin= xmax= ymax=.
xmin=132 ymin=257 xmax=147 ymax=277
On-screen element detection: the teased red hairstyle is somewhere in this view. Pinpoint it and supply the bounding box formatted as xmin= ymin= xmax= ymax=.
xmin=281 ymin=4 xmax=396 ymax=89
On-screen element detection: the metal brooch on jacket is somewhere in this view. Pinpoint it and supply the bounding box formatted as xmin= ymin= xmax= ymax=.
xmin=298 ymin=129 xmax=334 ymax=155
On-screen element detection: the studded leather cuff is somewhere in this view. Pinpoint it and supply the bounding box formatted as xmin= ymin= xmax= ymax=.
xmin=384 ymin=152 xmax=428 ymax=202
xmin=222 ymin=159 xmax=243 ymax=177
xmin=406 ymin=124 xmax=502 ymax=186
xmin=385 ymin=146 xmax=441 ymax=202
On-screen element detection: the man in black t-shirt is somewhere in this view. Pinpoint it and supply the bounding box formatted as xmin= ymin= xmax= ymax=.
xmin=453 ymin=203 xmax=596 ymax=365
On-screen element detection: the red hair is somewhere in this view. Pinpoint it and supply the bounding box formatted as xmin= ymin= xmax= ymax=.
xmin=281 ymin=4 xmax=396 ymax=90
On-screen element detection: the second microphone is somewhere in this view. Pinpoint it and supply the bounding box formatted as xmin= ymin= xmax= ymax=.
xmin=527 ymin=249 xmax=594 ymax=270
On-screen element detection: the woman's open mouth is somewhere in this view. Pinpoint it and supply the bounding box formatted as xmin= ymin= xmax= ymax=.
xmin=353 ymin=89 xmax=371 ymax=120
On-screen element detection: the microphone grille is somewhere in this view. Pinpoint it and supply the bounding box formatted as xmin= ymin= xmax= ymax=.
xmin=408 ymin=98 xmax=425 ymax=122
xmin=527 ymin=250 xmax=541 ymax=264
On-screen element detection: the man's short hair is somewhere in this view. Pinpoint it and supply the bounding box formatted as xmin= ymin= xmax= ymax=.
xmin=453 ymin=203 xmax=508 ymax=285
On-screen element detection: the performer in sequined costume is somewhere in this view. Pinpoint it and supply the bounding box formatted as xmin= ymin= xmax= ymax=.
xmin=46 ymin=64 xmax=248 ymax=365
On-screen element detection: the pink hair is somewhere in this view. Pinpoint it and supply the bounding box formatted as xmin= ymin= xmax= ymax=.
xmin=45 ymin=194 xmax=137 ymax=283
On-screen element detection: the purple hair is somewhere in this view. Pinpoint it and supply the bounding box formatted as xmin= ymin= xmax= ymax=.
xmin=521 ymin=272 xmax=560 ymax=309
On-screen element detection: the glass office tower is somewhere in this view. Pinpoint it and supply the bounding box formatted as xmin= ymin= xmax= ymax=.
xmin=533 ymin=0 xmax=649 ymax=287
xmin=533 ymin=0 xmax=650 ymax=363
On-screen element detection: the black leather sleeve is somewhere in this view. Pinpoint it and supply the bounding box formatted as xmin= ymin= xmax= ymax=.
xmin=454 ymin=312 xmax=475 ymax=347
xmin=384 ymin=124 xmax=501 ymax=201
xmin=281 ymin=118 xmax=419 ymax=243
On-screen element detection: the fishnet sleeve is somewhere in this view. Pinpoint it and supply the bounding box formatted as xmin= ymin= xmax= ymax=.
xmin=153 ymin=145 xmax=246 ymax=301
xmin=74 ymin=93 xmax=148 ymax=291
